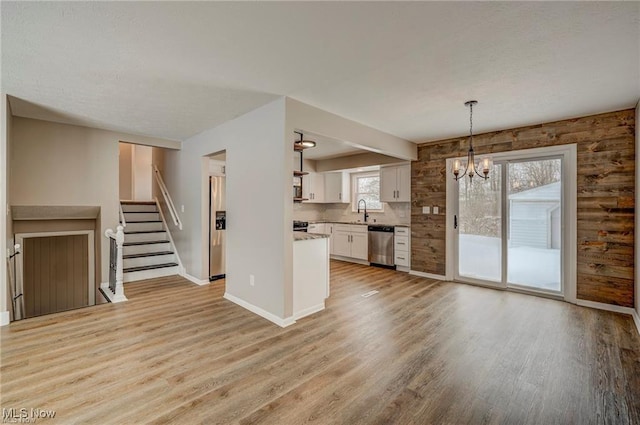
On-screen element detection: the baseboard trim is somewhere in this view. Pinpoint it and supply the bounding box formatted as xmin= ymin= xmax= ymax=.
xmin=576 ymin=299 xmax=635 ymax=316
xmin=0 ymin=311 xmax=9 ymax=326
xmin=409 ymin=270 xmax=447 ymax=281
xmin=294 ymin=303 xmax=325 ymax=321
xmin=330 ymin=255 xmax=369 ymax=266
xmin=632 ymin=309 xmax=640 ymax=337
xmin=223 ymin=292 xmax=296 ymax=328
xmin=180 ymin=272 xmax=209 ymax=286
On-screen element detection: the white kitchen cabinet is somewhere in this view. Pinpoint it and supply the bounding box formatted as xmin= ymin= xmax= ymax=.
xmin=303 ymin=171 xmax=325 ymax=203
xmin=325 ymin=223 xmax=335 ymax=254
xmin=332 ymin=224 xmax=368 ymax=261
xmin=394 ymin=226 xmax=411 ymax=270
xmin=332 ymin=229 xmax=351 ymax=257
xmin=324 ymin=172 xmax=350 ymax=203
xmin=307 ymin=223 xmax=326 ymax=234
xmin=380 ymin=164 xmax=411 ymax=202
xmin=350 ymin=232 xmax=368 ymax=260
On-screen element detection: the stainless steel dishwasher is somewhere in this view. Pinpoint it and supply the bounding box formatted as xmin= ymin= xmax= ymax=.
xmin=368 ymin=225 xmax=395 ymax=268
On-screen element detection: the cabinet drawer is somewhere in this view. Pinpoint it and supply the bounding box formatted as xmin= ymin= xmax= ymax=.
xmin=394 ymin=236 xmax=409 ymax=251
xmin=394 ymin=226 xmax=409 ymax=236
xmin=350 ymin=224 xmax=368 ymax=233
xmin=334 ymin=224 xmax=352 ymax=232
xmin=394 ymin=253 xmax=410 ymax=266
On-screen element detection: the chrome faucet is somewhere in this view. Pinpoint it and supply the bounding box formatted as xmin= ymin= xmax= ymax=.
xmin=357 ymin=199 xmax=369 ymax=222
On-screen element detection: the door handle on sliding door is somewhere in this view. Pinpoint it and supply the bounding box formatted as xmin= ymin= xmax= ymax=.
xmin=454 ymin=215 xmax=458 ymax=229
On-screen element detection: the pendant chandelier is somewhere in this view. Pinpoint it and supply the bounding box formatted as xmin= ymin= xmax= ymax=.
xmin=452 ymin=100 xmax=491 ymax=181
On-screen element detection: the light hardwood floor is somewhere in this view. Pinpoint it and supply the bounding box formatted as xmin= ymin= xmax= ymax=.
xmin=2 ymin=260 xmax=639 ymax=424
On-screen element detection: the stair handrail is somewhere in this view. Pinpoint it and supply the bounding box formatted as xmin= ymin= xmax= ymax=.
xmin=152 ymin=164 xmax=182 ymax=230
xmin=119 ymin=203 xmax=127 ymax=228
xmin=101 ymin=226 xmax=127 ymax=303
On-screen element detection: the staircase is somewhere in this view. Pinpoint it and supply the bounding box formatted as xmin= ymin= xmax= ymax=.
xmin=120 ymin=201 xmax=179 ymax=282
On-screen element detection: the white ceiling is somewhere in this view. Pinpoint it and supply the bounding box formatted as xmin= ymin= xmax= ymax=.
xmin=2 ymin=2 xmax=639 ymax=144
xmin=297 ymin=132 xmax=362 ymax=160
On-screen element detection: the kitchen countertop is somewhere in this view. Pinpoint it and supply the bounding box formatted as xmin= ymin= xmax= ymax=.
xmin=308 ymin=221 xmax=410 ymax=227
xmin=294 ymin=232 xmax=330 ymax=241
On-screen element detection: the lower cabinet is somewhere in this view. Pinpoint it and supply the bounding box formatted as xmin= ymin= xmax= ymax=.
xmin=394 ymin=226 xmax=410 ymax=270
xmin=307 ymin=223 xmax=326 ymax=234
xmin=333 ymin=224 xmax=368 ymax=261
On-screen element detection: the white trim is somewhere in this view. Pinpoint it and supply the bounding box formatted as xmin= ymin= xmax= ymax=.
xmin=223 ymin=292 xmax=296 ymax=328
xmin=446 ymin=144 xmax=577 ymax=303
xmin=99 ymin=282 xmax=128 ymax=303
xmin=180 ymin=271 xmax=209 ymax=286
xmin=632 ymin=310 xmax=640 ymax=337
xmin=329 ymin=255 xmax=369 ymax=266
xmin=576 ymin=299 xmax=636 ymax=316
xmin=293 ymin=303 xmax=325 ymax=320
xmin=15 ymin=230 xmax=96 ymax=318
xmin=0 ymin=311 xmax=9 ymax=326
xmin=350 ymin=170 xmax=384 ymax=212
xmin=409 ymin=270 xmax=446 ymax=280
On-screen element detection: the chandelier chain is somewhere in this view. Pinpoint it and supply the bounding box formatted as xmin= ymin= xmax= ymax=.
xmin=469 ymin=101 xmax=473 ymax=147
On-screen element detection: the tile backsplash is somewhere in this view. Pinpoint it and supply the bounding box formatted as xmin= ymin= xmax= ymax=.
xmin=292 ymin=203 xmax=325 ymax=222
xmin=293 ymin=202 xmax=410 ymax=225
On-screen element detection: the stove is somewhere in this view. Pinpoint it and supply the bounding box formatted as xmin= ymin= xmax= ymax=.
xmin=293 ymin=221 xmax=309 ymax=232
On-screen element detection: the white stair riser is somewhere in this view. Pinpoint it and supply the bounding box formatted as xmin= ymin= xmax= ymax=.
xmin=123 ymin=242 xmax=172 ymax=255
xmin=125 ymin=222 xmax=164 ymax=232
xmin=121 ymin=204 xmax=158 ymax=213
xmin=124 ymin=232 xmax=168 ymax=243
xmin=124 ymin=254 xmax=176 ymax=269
xmin=124 ymin=212 xmax=160 ymax=222
xmin=123 ymin=266 xmax=179 ymax=282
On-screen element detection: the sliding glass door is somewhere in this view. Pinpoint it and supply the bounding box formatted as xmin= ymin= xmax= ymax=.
xmin=457 ymin=164 xmax=502 ymax=283
xmin=507 ymin=159 xmax=562 ymax=292
xmin=453 ymin=150 xmax=567 ymax=297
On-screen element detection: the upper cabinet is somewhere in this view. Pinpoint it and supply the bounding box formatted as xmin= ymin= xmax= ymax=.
xmin=302 ymin=171 xmax=325 ymax=203
xmin=380 ymin=164 xmax=411 ymax=202
xmin=324 ymin=172 xmax=350 ymax=203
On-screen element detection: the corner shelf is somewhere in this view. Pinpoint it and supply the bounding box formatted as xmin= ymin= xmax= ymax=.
xmin=293 ymin=170 xmax=309 ymax=177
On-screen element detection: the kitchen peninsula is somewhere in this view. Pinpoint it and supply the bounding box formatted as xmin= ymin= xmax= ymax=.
xmin=293 ymin=232 xmax=330 ymax=320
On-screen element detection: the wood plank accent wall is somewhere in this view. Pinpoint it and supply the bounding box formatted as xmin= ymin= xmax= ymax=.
xmin=23 ymin=234 xmax=89 ymax=318
xmin=412 ymin=109 xmax=636 ymax=307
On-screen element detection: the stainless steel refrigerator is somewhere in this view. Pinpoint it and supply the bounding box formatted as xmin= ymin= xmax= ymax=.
xmin=209 ymin=176 xmax=226 ymax=281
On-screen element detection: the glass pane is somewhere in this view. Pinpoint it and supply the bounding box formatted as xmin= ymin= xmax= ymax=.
xmin=458 ymin=164 xmax=502 ymax=282
xmin=355 ymin=175 xmax=382 ymax=210
xmin=358 ymin=194 xmax=382 ymax=210
xmin=358 ymin=176 xmax=379 ymax=193
xmin=507 ymin=159 xmax=561 ymax=292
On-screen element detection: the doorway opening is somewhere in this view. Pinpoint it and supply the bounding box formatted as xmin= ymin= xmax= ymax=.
xmin=447 ymin=145 xmax=577 ymax=301
xmin=208 ymin=151 xmax=226 ymax=282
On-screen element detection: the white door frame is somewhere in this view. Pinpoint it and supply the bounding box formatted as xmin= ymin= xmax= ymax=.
xmin=15 ymin=230 xmax=96 ymax=319
xmin=446 ymin=144 xmax=577 ymax=303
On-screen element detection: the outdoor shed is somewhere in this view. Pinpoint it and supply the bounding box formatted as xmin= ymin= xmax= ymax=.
xmin=509 ymin=181 xmax=561 ymax=249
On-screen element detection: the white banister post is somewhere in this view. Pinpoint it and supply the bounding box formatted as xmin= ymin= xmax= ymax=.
xmin=113 ymin=225 xmax=127 ymax=302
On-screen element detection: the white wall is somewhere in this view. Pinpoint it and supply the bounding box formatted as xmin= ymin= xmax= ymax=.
xmin=119 ymin=143 xmax=133 ymax=200
xmin=1 ymin=94 xmax=12 ymax=325
xmin=164 ymin=98 xmax=292 ymax=319
xmin=132 ymin=144 xmax=153 ymax=200
xmin=9 ymin=117 xmax=179 ymax=292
